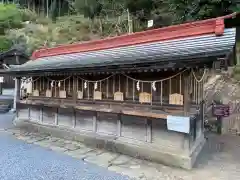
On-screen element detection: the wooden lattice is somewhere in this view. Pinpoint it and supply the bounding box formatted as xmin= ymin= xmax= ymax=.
xmin=114 ymin=91 xmax=124 ymax=101
xmin=169 ymin=93 xmax=183 ymax=105
xmin=139 ymin=92 xmax=151 ymax=103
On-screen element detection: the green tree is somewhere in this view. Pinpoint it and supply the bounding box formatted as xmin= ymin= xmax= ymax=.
xmin=0 ymin=36 xmax=11 ymax=52
xmin=166 ymin=0 xmax=240 ymax=24
xmin=0 ymin=3 xmax=25 ymax=51
xmin=0 ymin=3 xmax=23 ymax=33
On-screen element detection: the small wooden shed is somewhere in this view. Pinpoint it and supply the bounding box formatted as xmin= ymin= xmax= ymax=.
xmin=0 ymin=49 xmax=28 ymax=95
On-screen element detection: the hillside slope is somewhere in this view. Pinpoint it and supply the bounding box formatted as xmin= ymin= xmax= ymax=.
xmin=6 ymin=12 xmax=129 ymax=56
xmin=204 ymin=68 xmax=240 ymax=134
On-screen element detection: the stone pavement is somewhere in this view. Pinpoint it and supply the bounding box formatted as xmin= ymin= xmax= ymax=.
xmin=3 ymin=126 xmax=240 ymax=180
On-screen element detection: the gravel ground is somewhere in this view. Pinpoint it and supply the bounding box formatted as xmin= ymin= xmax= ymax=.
xmin=0 ymin=113 xmax=130 ymax=180
xmin=3 ymin=112 xmax=240 ymax=180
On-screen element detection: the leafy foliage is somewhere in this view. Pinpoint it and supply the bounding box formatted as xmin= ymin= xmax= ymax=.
xmin=0 ymin=36 xmax=11 ymax=52
xmin=6 ymin=15 xmax=104 ymax=55
xmin=0 ymin=3 xmax=23 ymax=33
xmin=0 ymin=3 xmax=25 ymax=51
xmin=0 ymin=3 xmax=44 ymax=53
xmin=166 ymin=0 xmax=240 ymax=23
xmin=0 ymin=0 xmax=239 ymax=54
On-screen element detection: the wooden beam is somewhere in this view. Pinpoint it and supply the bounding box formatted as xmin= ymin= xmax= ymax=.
xmin=184 ymin=75 xmax=190 ymax=116
xmin=19 ymin=100 xmax=171 ymax=120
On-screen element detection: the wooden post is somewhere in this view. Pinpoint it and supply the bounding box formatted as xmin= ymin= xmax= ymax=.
xmin=40 ymin=108 xmax=43 ymax=123
xmin=93 ymin=113 xmax=97 ymax=133
xmin=169 ymin=78 xmax=172 ymax=94
xmin=73 ymin=76 xmax=77 ymax=103
xmin=28 ymin=107 xmax=30 ymax=119
xmin=72 ymin=109 xmax=76 ymax=128
xmin=217 ymin=116 xmax=222 ymax=134
xmin=236 ymin=44 xmax=240 ymax=65
xmin=160 ymin=81 xmax=163 ymax=105
xmin=0 ymin=79 xmax=2 ymax=95
xmin=126 ymin=76 xmax=128 ymax=97
xmin=106 ymin=78 xmax=109 ymax=99
xmin=146 ymin=119 xmax=152 ymax=143
xmin=184 ymin=75 xmax=190 ymax=116
xmin=132 ymin=80 xmax=135 ymax=101
xmin=13 ymin=77 xmax=21 ymax=110
xmin=117 ymin=114 xmax=121 ymax=137
xmin=55 ymin=108 xmax=58 ymax=125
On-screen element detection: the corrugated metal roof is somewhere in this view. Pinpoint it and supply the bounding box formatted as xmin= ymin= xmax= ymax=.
xmin=32 ymin=13 xmax=238 ymax=59
xmin=8 ymin=28 xmax=236 ymax=73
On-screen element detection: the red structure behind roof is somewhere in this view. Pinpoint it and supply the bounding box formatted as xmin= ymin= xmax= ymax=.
xmin=31 ymin=13 xmax=237 ymax=60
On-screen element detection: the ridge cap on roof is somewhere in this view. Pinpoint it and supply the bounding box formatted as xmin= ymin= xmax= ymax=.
xmin=31 ymin=12 xmax=238 ymax=60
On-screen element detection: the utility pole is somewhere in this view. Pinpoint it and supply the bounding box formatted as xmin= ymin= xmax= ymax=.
xmin=127 ymin=9 xmax=133 ymax=34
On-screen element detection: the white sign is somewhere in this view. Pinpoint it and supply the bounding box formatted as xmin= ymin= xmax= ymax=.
xmin=147 ymin=20 xmax=153 ymax=28
xmin=167 ymin=115 xmax=190 ymax=134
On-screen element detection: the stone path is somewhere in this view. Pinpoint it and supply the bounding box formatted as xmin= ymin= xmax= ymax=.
xmin=0 ymin=130 xmax=130 ymax=180
xmin=3 ymin=126 xmax=240 ymax=180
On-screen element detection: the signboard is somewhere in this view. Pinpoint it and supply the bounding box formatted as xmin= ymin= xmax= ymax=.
xmin=212 ymin=104 xmax=230 ymax=117
xmin=167 ymin=115 xmax=190 ymax=134
xmin=147 ymin=20 xmax=153 ymax=28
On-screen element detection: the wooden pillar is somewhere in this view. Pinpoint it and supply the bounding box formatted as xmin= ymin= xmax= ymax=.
xmin=13 ymin=77 xmax=21 ymax=110
xmin=0 ymin=78 xmax=2 ymax=95
xmin=73 ymin=76 xmax=77 ymax=103
xmin=15 ymin=54 xmax=20 ymax=64
xmin=184 ymin=75 xmax=190 ymax=116
xmin=236 ymin=43 xmax=240 ymax=65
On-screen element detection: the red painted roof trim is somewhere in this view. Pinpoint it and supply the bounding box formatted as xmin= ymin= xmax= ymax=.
xmin=31 ymin=13 xmax=237 ymax=60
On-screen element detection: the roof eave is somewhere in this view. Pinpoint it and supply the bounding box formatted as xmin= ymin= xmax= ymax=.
xmin=0 ymin=49 xmax=29 ymax=60
xmin=5 ymin=53 xmax=228 ymax=76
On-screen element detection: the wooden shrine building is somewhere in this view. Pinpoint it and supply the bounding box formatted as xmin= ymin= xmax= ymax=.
xmin=2 ymin=13 xmax=238 ymax=169
xmin=0 ymin=49 xmax=28 ymax=95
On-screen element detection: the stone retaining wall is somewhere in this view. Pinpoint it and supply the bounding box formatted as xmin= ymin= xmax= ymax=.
xmin=15 ymin=103 xmax=205 ymax=169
